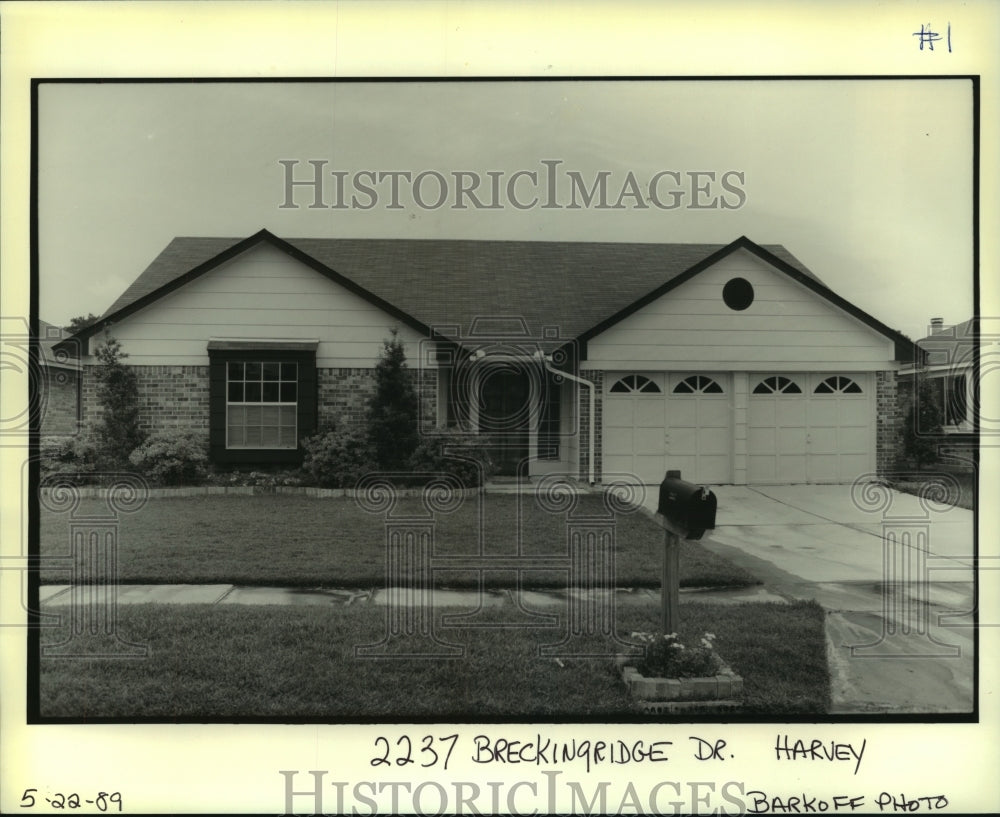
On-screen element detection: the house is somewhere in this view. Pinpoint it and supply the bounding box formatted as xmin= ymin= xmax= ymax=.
xmin=38 ymin=319 xmax=81 ymax=436
xmin=59 ymin=230 xmax=915 ymax=485
xmin=897 ymin=317 xmax=980 ymax=459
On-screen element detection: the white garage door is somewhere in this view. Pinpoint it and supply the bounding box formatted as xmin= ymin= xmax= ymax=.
xmin=603 ymin=373 xmax=733 ymax=485
xmin=747 ymin=373 xmax=873 ymax=484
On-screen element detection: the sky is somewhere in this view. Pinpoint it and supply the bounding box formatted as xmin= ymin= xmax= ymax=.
xmin=37 ymin=79 xmax=974 ymax=341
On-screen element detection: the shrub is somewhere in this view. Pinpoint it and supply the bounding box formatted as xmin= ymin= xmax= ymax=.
xmin=634 ymin=631 xmax=721 ymax=679
xmin=128 ymin=429 xmax=208 ymax=485
xmin=900 ymin=378 xmax=943 ymax=469
xmin=41 ymin=428 xmax=102 ymax=477
xmin=204 ymin=468 xmax=306 ymax=488
xmin=407 ymin=430 xmax=496 ymax=488
xmin=301 ymin=428 xmax=378 ymax=488
xmin=367 ymin=329 xmax=420 ymax=470
xmin=92 ymin=335 xmax=144 ymax=465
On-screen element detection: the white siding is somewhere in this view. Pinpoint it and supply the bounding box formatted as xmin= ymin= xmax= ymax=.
xmin=585 ymin=249 xmax=896 ymax=370
xmin=86 ymin=243 xmax=431 ymax=367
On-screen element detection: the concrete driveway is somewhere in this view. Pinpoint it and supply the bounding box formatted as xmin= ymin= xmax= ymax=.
xmin=643 ymin=483 xmax=975 ymax=714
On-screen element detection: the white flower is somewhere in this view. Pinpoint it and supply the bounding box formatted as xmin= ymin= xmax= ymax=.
xmin=670 ymin=642 xmax=685 ymax=650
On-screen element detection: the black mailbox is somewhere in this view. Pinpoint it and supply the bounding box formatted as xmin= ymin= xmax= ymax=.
xmin=657 ymin=470 xmax=717 ymax=540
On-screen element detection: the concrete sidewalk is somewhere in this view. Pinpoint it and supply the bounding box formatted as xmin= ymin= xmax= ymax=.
xmin=39 ymin=583 xmax=788 ymax=607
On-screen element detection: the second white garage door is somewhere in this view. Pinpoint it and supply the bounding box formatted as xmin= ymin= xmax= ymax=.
xmin=747 ymin=373 xmax=873 ymax=484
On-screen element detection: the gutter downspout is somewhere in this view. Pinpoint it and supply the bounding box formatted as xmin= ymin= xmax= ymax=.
xmin=536 ymin=351 xmax=595 ymax=485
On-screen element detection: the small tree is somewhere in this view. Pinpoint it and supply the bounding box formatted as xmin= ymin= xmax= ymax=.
xmin=902 ymin=377 xmax=943 ymax=470
xmin=93 ymin=334 xmax=144 ymax=466
xmin=367 ymin=329 xmax=419 ymax=470
xmin=65 ymin=313 xmax=101 ymax=335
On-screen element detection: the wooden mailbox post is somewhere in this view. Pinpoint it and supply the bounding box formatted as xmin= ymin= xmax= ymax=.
xmin=653 ymin=470 xmax=717 ymax=635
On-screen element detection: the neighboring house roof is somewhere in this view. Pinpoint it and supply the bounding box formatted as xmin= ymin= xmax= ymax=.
xmin=61 ymin=230 xmax=917 ymax=361
xmin=911 ymin=317 xmax=978 ymax=370
xmin=38 ymin=319 xmax=81 ymax=370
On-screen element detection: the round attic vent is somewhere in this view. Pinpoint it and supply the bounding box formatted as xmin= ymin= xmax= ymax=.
xmin=722 ymin=277 xmax=754 ymax=311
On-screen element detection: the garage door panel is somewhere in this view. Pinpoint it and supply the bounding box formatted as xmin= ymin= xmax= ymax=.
xmin=777 ymin=427 xmax=807 ymax=453
xmin=668 ymin=400 xmax=699 ymax=425
xmin=808 ymin=401 xmax=840 ymax=426
xmin=604 ymin=427 xmax=634 ymax=452
xmin=809 ymin=428 xmax=838 ymax=454
xmin=665 ymin=453 xmax=697 ymax=479
xmin=748 ymin=455 xmax=776 ymax=483
xmin=779 ymin=455 xmax=807 ymax=483
xmin=635 ymin=427 xmax=665 ymax=451
xmin=775 ymin=401 xmax=807 ymax=425
xmin=749 ymin=402 xmax=776 ymax=426
xmin=698 ymin=428 xmax=730 ymax=455
xmin=748 ymin=427 xmax=775 ymax=454
xmin=634 ymin=454 xmax=667 ymax=484
xmin=603 ymin=454 xmax=634 ymax=476
xmin=635 ymin=400 xmax=664 ymax=426
xmin=697 ymin=455 xmax=733 ymax=484
xmin=605 ymin=399 xmax=635 ymax=426
xmin=838 ymin=426 xmax=869 ymax=453
xmin=698 ymin=401 xmax=731 ymax=428
xmin=808 ymin=458 xmax=839 ymax=483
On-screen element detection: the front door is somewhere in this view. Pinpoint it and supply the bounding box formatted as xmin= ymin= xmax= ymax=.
xmin=479 ymin=368 xmax=531 ymax=476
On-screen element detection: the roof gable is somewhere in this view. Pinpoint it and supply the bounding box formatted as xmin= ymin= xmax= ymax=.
xmin=61 ymin=230 xmax=913 ymax=360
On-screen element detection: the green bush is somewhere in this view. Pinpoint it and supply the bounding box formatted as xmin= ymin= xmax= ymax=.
xmin=41 ymin=428 xmax=102 ymax=477
xmin=367 ymin=329 xmax=420 ymax=470
xmin=407 ymin=430 xmax=496 ymax=487
xmin=128 ymin=429 xmax=208 ymax=485
xmin=92 ymin=335 xmax=145 ymax=465
xmin=301 ymin=428 xmax=378 ymax=488
xmin=900 ymin=378 xmax=944 ymax=469
xmin=205 ymin=468 xmax=306 ymax=488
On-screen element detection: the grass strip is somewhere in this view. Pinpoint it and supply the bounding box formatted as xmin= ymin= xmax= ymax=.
xmin=40 ymin=494 xmax=757 ymax=589
xmin=39 ymin=599 xmax=827 ymax=719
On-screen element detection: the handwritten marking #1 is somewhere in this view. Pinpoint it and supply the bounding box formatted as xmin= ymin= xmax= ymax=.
xmin=913 ymin=23 xmax=952 ymax=52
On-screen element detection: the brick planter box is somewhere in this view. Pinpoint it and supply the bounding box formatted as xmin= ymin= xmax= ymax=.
xmin=620 ymin=661 xmax=744 ymax=714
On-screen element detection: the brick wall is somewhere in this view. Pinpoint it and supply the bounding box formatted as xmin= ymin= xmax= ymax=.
xmin=317 ymin=368 xmax=375 ymax=432
xmin=316 ymin=367 xmax=437 ymax=433
xmin=80 ymin=364 xmax=438 ymax=444
xmin=39 ymin=367 xmax=80 ymax=436
xmin=876 ymin=370 xmax=900 ymax=474
xmin=81 ymin=364 xmax=211 ymax=442
xmin=577 ymin=369 xmax=603 ymax=482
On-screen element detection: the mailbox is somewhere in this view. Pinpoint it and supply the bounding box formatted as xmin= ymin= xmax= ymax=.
xmin=657 ymin=470 xmax=717 ymax=540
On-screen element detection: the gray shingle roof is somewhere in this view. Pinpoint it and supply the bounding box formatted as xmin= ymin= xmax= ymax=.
xmin=101 ymin=234 xmax=818 ymax=345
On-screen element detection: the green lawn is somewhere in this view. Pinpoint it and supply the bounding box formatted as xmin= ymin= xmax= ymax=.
xmin=40 ymin=493 xmax=757 ymax=589
xmin=38 ymin=599 xmax=828 ymax=719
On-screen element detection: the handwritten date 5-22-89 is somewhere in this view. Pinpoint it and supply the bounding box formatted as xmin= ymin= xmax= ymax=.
xmin=20 ymin=789 xmax=123 ymax=811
